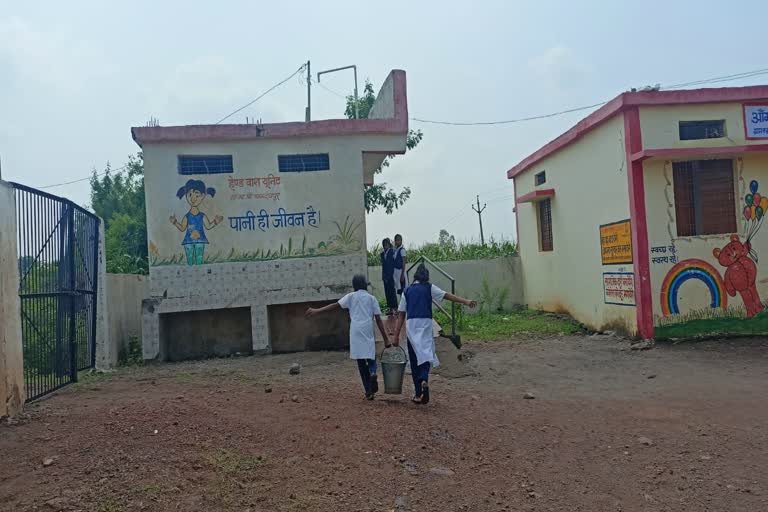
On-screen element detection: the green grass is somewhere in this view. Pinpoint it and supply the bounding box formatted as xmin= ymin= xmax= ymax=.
xmin=655 ymin=310 xmax=768 ymax=339
xmin=138 ymin=484 xmax=163 ymax=498
xmin=97 ymin=499 xmax=124 ymax=512
xmin=435 ymin=309 xmax=582 ymax=341
xmin=206 ymin=448 xmax=265 ymax=476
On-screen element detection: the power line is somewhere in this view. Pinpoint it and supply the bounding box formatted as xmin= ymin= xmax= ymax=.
xmin=39 ymin=165 xmax=129 ymax=190
xmin=411 ymin=101 xmax=608 ymax=126
xmin=317 ymin=81 xmax=348 ymax=100
xmin=215 ymin=64 xmax=307 ymax=124
xmin=410 ymin=67 xmax=768 ymax=126
xmin=662 ymin=68 xmax=768 ymax=90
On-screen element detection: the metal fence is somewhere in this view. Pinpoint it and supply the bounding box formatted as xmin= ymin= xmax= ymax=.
xmin=12 ymin=183 xmax=100 ymax=401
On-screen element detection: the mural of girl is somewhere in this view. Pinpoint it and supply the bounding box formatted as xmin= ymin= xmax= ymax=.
xmin=170 ymin=179 xmax=223 ymax=265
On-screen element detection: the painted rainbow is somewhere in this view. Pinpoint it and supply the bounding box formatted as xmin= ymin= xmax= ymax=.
xmin=660 ymin=259 xmax=728 ymax=316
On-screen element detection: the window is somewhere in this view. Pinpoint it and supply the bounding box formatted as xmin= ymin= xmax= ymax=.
xmin=538 ymin=198 xmax=553 ymax=252
xmin=535 ymin=171 xmax=547 ymax=186
xmin=277 ymin=153 xmax=330 ymax=172
xmin=178 ymin=155 xmax=234 ymax=175
xmin=673 ymin=159 xmax=736 ymax=237
xmin=679 ymin=120 xmax=725 ymax=141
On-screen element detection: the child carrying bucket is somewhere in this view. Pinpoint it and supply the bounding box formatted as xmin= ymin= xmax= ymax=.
xmin=393 ymin=264 xmax=477 ymax=404
xmin=305 ymin=275 xmax=389 ymax=400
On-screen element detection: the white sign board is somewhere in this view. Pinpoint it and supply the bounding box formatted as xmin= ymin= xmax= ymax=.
xmin=744 ymin=103 xmax=768 ymax=140
xmin=603 ymin=272 xmax=636 ymax=306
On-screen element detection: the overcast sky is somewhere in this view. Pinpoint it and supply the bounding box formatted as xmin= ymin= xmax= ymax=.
xmin=2 ymin=0 xmax=767 ymax=247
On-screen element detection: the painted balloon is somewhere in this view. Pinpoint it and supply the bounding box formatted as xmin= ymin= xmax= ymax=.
xmin=744 ymin=206 xmax=752 ymax=220
xmin=751 ymin=206 xmax=758 ymax=220
xmin=750 ymin=180 xmax=759 ymax=194
xmin=761 ymin=197 xmax=768 ymax=212
xmin=754 ymin=193 xmax=763 ymax=207
xmin=746 ymin=194 xmax=754 ymax=207
xmin=758 ymin=206 xmax=765 ymax=220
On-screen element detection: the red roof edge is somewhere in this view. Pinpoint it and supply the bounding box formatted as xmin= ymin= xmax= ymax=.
xmin=506 ymin=85 xmax=768 ymax=179
xmin=516 ymin=188 xmax=555 ymax=203
xmin=132 ymin=70 xmax=408 ymax=146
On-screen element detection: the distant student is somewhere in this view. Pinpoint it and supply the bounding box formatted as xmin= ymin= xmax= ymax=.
xmin=306 ymin=275 xmax=389 ymax=400
xmin=393 ymin=264 xmax=476 ymax=404
xmin=380 ymin=238 xmax=398 ymax=315
xmin=393 ymin=234 xmax=408 ymax=295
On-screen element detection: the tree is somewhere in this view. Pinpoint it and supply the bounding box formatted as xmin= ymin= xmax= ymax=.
xmin=89 ymin=153 xmax=148 ymax=274
xmin=438 ymin=229 xmax=456 ymax=250
xmin=345 ymin=80 xmax=423 ymax=214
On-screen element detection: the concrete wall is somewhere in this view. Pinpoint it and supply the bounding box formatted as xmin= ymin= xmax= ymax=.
xmin=105 ymin=273 xmax=148 ymax=361
xmin=0 ymin=181 xmax=25 ymax=416
xmin=368 ymin=256 xmax=523 ymax=313
xmin=639 ymin=102 xmax=767 ymax=150
xmin=639 ymin=102 xmax=768 ymax=332
xmin=514 ymin=115 xmax=637 ymax=333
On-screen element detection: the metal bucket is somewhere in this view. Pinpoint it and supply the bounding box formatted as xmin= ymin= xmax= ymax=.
xmin=380 ymin=346 xmax=407 ymax=394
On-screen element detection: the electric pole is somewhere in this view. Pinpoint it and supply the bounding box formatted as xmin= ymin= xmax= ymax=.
xmin=305 ymin=60 xmax=311 ymax=122
xmin=472 ymin=195 xmax=487 ymax=245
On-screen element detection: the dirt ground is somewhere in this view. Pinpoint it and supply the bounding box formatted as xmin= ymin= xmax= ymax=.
xmin=2 ymin=335 xmax=768 ymax=512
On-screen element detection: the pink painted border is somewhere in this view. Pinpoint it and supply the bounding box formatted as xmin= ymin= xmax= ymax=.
xmin=132 ymin=70 xmax=408 ymax=146
xmin=623 ymin=107 xmax=654 ymax=339
xmin=743 ymin=102 xmax=768 ymax=141
xmin=631 ymin=144 xmax=768 ymax=162
xmin=507 ymin=86 xmax=768 ymax=179
xmin=516 ymin=188 xmax=555 ymax=203
xmin=512 ymin=177 xmax=520 ymax=250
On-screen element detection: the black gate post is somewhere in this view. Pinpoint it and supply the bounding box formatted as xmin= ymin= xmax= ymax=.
xmin=55 ymin=203 xmax=68 ymax=379
xmin=67 ymin=203 xmax=78 ymax=383
xmin=90 ymin=218 xmax=100 ymax=368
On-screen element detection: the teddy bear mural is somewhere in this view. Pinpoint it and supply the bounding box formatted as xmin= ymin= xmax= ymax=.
xmin=712 ymin=180 xmax=765 ymax=318
xmin=713 ymin=234 xmax=763 ymax=317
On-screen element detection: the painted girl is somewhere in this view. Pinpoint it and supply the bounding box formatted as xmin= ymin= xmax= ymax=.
xmin=170 ymin=179 xmax=223 ymax=265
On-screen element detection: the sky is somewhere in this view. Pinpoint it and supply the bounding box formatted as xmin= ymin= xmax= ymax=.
xmin=2 ymin=0 xmax=767 ymax=247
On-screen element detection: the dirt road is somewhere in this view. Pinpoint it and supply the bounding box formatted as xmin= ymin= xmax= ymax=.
xmin=1 ymin=335 xmax=767 ymax=511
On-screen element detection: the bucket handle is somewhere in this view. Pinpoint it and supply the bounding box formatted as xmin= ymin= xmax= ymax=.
xmin=380 ymin=344 xmax=407 ymax=362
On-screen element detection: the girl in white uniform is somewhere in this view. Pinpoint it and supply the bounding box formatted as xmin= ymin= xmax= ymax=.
xmin=393 ymin=264 xmax=476 ymax=404
xmin=306 ymin=275 xmax=390 ymax=400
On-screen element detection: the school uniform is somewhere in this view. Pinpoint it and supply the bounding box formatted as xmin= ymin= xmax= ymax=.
xmin=398 ymin=281 xmax=445 ymax=397
xmin=393 ymin=246 xmax=409 ymax=294
xmin=338 ymin=290 xmax=382 ymax=395
xmin=381 ymin=248 xmax=398 ymax=310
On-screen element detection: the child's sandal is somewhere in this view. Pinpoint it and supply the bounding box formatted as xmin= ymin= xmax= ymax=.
xmin=420 ymin=382 xmax=430 ymax=405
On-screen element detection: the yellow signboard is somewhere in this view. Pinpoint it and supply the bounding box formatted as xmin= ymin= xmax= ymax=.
xmin=600 ymin=220 xmax=633 ymax=265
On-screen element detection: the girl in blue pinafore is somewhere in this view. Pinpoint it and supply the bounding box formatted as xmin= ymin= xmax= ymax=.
xmin=170 ymin=179 xmax=223 ymax=265
xmin=393 ymin=264 xmax=476 ymax=404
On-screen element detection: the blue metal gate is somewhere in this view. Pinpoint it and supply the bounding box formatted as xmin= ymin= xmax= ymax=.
xmin=12 ymin=183 xmax=100 ymax=401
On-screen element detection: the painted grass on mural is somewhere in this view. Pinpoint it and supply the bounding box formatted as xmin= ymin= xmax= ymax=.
xmin=151 ymin=217 xmax=363 ymax=266
xmin=655 ymin=302 xmax=768 ymax=339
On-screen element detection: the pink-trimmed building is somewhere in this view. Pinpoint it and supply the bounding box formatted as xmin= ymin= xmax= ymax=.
xmin=508 ymin=86 xmax=768 ymax=338
xmin=131 ymin=70 xmax=408 ymax=360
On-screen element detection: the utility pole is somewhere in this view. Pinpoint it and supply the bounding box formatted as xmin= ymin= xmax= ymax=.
xmin=472 ymin=195 xmax=487 ymax=245
xmin=305 ymin=60 xmax=311 ymax=122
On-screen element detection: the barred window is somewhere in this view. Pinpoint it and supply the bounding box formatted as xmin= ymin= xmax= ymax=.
xmin=178 ymin=155 xmax=234 ymax=175
xmin=278 ymin=153 xmax=330 ymax=172
xmin=538 ymin=198 xmax=553 ymax=252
